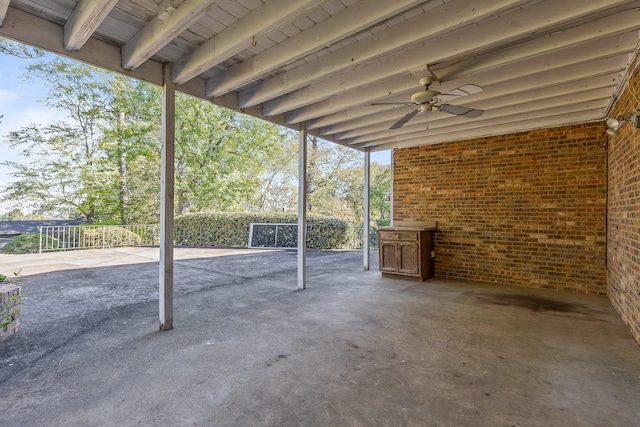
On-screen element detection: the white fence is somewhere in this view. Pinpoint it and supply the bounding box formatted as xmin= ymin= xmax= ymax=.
xmin=37 ymin=222 xmax=376 ymax=253
xmin=38 ymin=224 xmax=160 ymax=253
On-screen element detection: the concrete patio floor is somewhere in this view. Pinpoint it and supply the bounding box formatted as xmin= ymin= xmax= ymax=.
xmin=1 ymin=247 xmax=639 ymax=426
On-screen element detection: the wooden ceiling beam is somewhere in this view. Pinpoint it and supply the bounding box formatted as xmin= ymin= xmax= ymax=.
xmin=239 ymin=0 xmax=522 ymax=109
xmin=122 ymin=0 xmax=219 ymax=71
xmin=380 ymin=100 xmax=610 ymax=146
xmin=205 ymin=0 xmax=428 ymax=97
xmin=308 ymin=9 xmax=640 ymax=131
xmin=64 ymin=0 xmax=119 ymax=51
xmin=324 ymin=32 xmax=637 ymax=139
xmin=0 ymin=0 xmax=10 ymax=27
xmin=331 ymin=76 xmax=620 ymax=141
xmin=346 ymin=87 xmax=615 ymax=145
xmin=363 ymin=109 xmax=603 ymax=151
xmin=173 ymin=0 xmax=327 ymax=86
xmin=287 ymin=33 xmax=633 ymax=125
xmin=261 ymin=0 xmax=633 ymax=117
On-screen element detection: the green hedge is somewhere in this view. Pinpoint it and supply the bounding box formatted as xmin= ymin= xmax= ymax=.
xmin=2 ymin=233 xmax=60 ymax=254
xmin=174 ymin=212 xmax=348 ymax=249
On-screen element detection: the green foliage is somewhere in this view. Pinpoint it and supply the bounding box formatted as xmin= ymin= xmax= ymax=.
xmin=0 ymin=272 xmax=20 ymax=282
xmin=175 ymin=212 xmax=348 ymax=249
xmin=98 ymin=76 xmax=162 ymax=224
xmin=0 ymin=38 xmax=43 ymax=59
xmin=1 ymin=58 xmax=115 ymax=222
xmin=0 ymin=209 xmax=25 ymax=220
xmin=173 ymin=94 xmax=293 ymax=214
xmin=371 ymin=167 xmax=391 ymax=227
xmin=2 ymin=233 xmax=59 ymax=254
xmin=0 ymin=209 xmax=47 ymax=220
xmin=0 ymin=272 xmax=23 ymax=330
xmin=0 ymin=53 xmax=390 ymax=233
xmin=81 ymin=226 xmax=142 ymax=248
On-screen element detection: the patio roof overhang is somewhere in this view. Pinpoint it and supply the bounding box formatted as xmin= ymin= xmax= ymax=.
xmin=2 ymin=0 xmax=639 ymax=329
xmin=1 ymin=0 xmax=639 ymax=152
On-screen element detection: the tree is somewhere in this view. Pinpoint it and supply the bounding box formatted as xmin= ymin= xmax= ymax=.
xmin=173 ymin=94 xmax=288 ymax=215
xmin=0 ymin=208 xmax=25 ymax=220
xmin=0 ymin=51 xmax=389 ymax=230
xmin=99 ymin=76 xmax=162 ymax=224
xmin=1 ymin=59 xmax=112 ymax=222
xmin=0 ymin=38 xmax=43 ymax=59
xmin=370 ymin=166 xmax=391 ymax=226
xmin=252 ymin=134 xmax=299 ymax=212
xmin=305 ymin=136 xmax=362 ymax=219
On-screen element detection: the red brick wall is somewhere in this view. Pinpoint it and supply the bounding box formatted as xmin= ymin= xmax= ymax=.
xmin=607 ymin=63 xmax=640 ymax=343
xmin=393 ymin=123 xmax=607 ymax=294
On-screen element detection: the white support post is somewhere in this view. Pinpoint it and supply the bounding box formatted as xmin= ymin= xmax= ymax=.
xmin=363 ymin=149 xmax=371 ymax=270
xmin=159 ymin=63 xmax=175 ymax=331
xmin=390 ymin=150 xmax=394 ymax=226
xmin=297 ymin=123 xmax=307 ymax=290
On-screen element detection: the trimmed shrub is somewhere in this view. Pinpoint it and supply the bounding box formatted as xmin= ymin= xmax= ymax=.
xmin=82 ymin=226 xmax=142 ymax=248
xmin=174 ymin=212 xmax=348 ymax=249
xmin=2 ymin=233 xmax=60 ymax=254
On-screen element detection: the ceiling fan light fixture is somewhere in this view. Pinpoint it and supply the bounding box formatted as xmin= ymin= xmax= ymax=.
xmin=411 ymin=90 xmax=440 ymax=104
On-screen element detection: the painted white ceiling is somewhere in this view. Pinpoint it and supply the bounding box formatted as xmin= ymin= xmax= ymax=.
xmin=1 ymin=0 xmax=639 ymax=151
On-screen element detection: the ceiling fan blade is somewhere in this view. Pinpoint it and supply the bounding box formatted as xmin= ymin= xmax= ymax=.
xmin=436 ymin=84 xmax=482 ymax=102
xmin=438 ymin=104 xmax=484 ymax=118
xmin=390 ymin=108 xmax=420 ymax=129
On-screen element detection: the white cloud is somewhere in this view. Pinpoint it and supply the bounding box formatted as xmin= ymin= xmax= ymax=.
xmin=0 ymin=88 xmax=18 ymax=107
xmin=0 ymin=106 xmax=69 ymax=190
xmin=0 ymin=105 xmax=69 ymax=136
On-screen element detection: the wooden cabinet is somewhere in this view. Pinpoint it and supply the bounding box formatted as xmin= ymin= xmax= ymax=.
xmin=378 ymin=225 xmax=435 ymax=281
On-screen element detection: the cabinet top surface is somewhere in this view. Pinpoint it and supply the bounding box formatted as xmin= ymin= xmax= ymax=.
xmin=380 ymin=220 xmax=437 ymax=232
xmin=379 ymin=226 xmax=436 ymax=232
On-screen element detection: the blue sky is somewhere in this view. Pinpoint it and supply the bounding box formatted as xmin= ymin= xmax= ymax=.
xmin=0 ymin=48 xmax=389 ymax=214
xmin=0 ymin=51 xmax=69 ymax=194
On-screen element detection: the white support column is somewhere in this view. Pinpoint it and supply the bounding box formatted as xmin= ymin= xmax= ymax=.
xmin=363 ymin=150 xmax=371 ymax=270
xmin=390 ymin=150 xmax=394 ymax=226
xmin=159 ymin=63 xmax=175 ymax=331
xmin=297 ymin=123 xmax=307 ymax=290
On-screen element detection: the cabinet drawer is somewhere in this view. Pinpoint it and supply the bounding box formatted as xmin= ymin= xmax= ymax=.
xmin=379 ymin=231 xmax=418 ymax=241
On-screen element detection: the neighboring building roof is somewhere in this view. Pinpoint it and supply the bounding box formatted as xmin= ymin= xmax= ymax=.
xmin=0 ymin=220 xmax=84 ymax=236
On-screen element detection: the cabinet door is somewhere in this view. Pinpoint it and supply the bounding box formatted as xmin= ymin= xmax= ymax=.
xmin=398 ymin=242 xmax=420 ymax=275
xmin=380 ymin=241 xmax=398 ymax=272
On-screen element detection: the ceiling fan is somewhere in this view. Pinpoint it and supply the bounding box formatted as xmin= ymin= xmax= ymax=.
xmin=372 ymin=76 xmax=484 ymax=129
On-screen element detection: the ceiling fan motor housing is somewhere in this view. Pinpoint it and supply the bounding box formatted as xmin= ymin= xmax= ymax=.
xmin=411 ymin=89 xmax=440 ymax=104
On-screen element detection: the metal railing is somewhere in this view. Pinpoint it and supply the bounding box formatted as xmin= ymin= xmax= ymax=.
xmin=37 ymin=223 xmax=377 ymax=253
xmin=38 ymin=224 xmax=160 ymax=253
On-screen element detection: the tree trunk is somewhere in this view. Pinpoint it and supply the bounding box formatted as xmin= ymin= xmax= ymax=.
xmin=177 ymin=188 xmax=191 ymax=215
xmin=86 ymin=204 xmax=95 ymax=224
xmin=306 ymin=136 xmax=319 ymax=212
xmin=116 ymin=111 xmax=129 ymax=224
xmin=118 ymin=150 xmax=128 ymax=223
